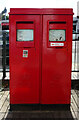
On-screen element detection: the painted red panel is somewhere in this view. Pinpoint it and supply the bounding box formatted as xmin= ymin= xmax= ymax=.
xmin=9 ymin=8 xmax=73 ymax=15
xmin=9 ymin=15 xmax=41 ymax=104
xmin=41 ymin=15 xmax=73 ymax=104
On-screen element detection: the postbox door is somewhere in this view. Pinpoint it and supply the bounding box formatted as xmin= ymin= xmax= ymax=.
xmin=41 ymin=15 xmax=72 ymax=104
xmin=10 ymin=15 xmax=41 ymax=104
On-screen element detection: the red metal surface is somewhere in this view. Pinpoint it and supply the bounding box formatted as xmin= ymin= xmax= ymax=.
xmin=9 ymin=8 xmax=73 ymax=15
xmin=9 ymin=15 xmax=41 ymax=104
xmin=9 ymin=8 xmax=73 ymax=105
xmin=41 ymin=15 xmax=73 ymax=104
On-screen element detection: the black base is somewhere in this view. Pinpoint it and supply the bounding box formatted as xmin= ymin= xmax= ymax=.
xmin=10 ymin=104 xmax=70 ymax=111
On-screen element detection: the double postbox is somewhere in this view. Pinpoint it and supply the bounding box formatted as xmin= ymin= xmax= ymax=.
xmin=9 ymin=8 xmax=73 ymax=109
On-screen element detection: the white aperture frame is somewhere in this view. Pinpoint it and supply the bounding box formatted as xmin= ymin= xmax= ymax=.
xmin=17 ymin=29 xmax=33 ymax=41
xmin=49 ymin=30 xmax=66 ymax=41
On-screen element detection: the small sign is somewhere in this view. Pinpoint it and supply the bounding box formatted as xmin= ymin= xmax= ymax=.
xmin=23 ymin=50 xmax=28 ymax=58
xmin=50 ymin=43 xmax=64 ymax=46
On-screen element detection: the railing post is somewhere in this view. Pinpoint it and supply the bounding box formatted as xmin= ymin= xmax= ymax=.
xmin=0 ymin=13 xmax=3 ymax=91
xmin=2 ymin=32 xmax=6 ymax=79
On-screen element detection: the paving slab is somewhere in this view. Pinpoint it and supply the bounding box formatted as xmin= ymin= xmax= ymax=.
xmin=0 ymin=89 xmax=79 ymax=120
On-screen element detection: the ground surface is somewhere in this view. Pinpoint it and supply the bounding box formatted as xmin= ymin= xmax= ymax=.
xmin=0 ymin=88 xmax=79 ymax=120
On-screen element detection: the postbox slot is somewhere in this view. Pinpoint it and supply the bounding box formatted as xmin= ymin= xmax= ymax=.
xmin=16 ymin=22 xmax=34 ymax=29
xmin=49 ymin=21 xmax=66 ymax=24
xmin=16 ymin=21 xmax=33 ymax=24
xmin=16 ymin=22 xmax=34 ymax=47
xmin=48 ymin=21 xmax=67 ymax=47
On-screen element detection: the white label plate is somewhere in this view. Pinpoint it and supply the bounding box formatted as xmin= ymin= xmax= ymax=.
xmin=23 ymin=50 xmax=28 ymax=58
xmin=50 ymin=43 xmax=64 ymax=46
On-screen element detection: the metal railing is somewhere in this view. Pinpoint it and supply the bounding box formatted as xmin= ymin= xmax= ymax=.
xmin=72 ymin=32 xmax=79 ymax=89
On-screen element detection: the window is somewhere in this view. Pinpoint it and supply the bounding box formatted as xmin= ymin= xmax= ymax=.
xmin=17 ymin=29 xmax=33 ymax=41
xmin=49 ymin=30 xmax=65 ymax=41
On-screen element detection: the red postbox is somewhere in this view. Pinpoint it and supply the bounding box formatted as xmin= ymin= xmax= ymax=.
xmin=9 ymin=8 xmax=73 ymax=110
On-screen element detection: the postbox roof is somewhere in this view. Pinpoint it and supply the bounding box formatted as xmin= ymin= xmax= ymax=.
xmin=9 ymin=8 xmax=73 ymax=15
